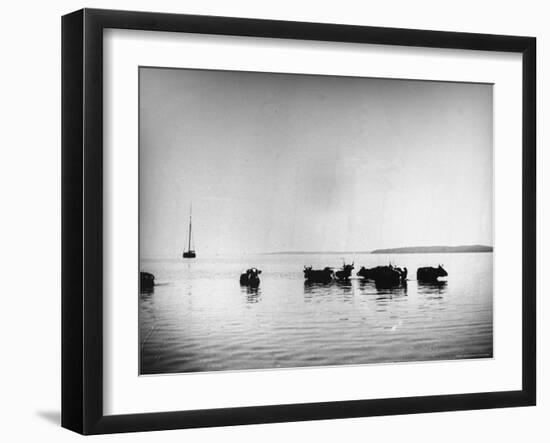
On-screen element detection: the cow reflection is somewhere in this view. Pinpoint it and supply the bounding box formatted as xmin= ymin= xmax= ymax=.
xmin=241 ymin=285 xmax=261 ymax=303
xmin=303 ymin=280 xmax=331 ymax=293
xmin=303 ymin=279 xmax=354 ymax=304
xmin=357 ymin=277 xmax=408 ymax=299
xmin=417 ymin=280 xmax=448 ymax=298
xmin=375 ymin=282 xmax=408 ymax=298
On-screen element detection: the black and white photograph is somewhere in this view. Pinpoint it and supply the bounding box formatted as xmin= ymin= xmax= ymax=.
xmin=1 ymin=0 xmax=545 ymax=438
xmin=138 ymin=67 xmax=494 ymax=375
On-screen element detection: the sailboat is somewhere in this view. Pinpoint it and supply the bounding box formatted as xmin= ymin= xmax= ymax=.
xmin=182 ymin=205 xmax=196 ymax=259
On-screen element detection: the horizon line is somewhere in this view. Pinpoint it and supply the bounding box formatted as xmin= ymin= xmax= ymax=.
xmin=141 ymin=244 xmax=494 ymax=260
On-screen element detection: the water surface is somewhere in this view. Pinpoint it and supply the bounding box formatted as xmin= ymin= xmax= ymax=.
xmin=140 ymin=252 xmax=492 ymax=374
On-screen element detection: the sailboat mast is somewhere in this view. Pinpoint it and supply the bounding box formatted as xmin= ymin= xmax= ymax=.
xmin=188 ymin=205 xmax=192 ymax=252
xmin=182 ymin=203 xmax=196 ymax=258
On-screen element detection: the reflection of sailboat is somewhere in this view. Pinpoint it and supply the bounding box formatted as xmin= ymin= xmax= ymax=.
xmin=182 ymin=205 xmax=196 ymax=259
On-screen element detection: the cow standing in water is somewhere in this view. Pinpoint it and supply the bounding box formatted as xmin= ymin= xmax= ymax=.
xmin=240 ymin=268 xmax=262 ymax=288
xmin=357 ymin=264 xmax=407 ymax=287
xmin=304 ymin=266 xmax=334 ymax=283
xmin=335 ymin=262 xmax=354 ymax=281
xmin=416 ymin=265 xmax=448 ymax=283
xmin=140 ymin=271 xmax=155 ymax=291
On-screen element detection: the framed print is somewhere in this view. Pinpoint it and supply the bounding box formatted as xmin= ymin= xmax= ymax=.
xmin=61 ymin=8 xmax=536 ymax=435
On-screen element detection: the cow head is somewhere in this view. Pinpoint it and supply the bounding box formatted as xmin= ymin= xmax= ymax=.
xmin=246 ymin=268 xmax=261 ymax=278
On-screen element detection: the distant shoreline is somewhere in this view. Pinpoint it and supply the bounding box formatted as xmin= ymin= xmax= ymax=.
xmin=371 ymin=245 xmax=493 ymax=254
xmin=263 ymin=245 xmax=493 ymax=255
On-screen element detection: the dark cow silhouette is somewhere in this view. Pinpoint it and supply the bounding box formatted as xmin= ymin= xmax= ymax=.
xmin=240 ymin=268 xmax=262 ymax=288
xmin=335 ymin=262 xmax=354 ymax=281
xmin=304 ymin=266 xmax=334 ymax=283
xmin=357 ymin=265 xmax=385 ymax=280
xmin=357 ymin=264 xmax=407 ymax=287
xmin=416 ymin=265 xmax=448 ymax=283
xmin=140 ymin=271 xmax=155 ymax=291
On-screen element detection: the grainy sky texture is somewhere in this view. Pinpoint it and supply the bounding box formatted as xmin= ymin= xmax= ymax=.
xmin=139 ymin=67 xmax=493 ymax=257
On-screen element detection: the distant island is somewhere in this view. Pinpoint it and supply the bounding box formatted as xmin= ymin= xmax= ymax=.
xmin=371 ymin=245 xmax=493 ymax=254
xmin=262 ymin=245 xmax=493 ymax=255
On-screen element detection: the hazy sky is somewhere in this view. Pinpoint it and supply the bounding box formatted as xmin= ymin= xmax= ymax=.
xmin=139 ymin=67 xmax=493 ymax=257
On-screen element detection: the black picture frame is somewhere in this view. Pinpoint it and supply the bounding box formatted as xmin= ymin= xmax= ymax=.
xmin=62 ymin=8 xmax=536 ymax=435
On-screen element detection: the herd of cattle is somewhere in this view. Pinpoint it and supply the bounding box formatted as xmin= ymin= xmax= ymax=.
xmin=239 ymin=262 xmax=448 ymax=289
xmin=140 ymin=263 xmax=448 ymax=292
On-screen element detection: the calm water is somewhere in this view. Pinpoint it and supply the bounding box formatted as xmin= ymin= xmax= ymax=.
xmin=139 ymin=253 xmax=493 ymax=374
